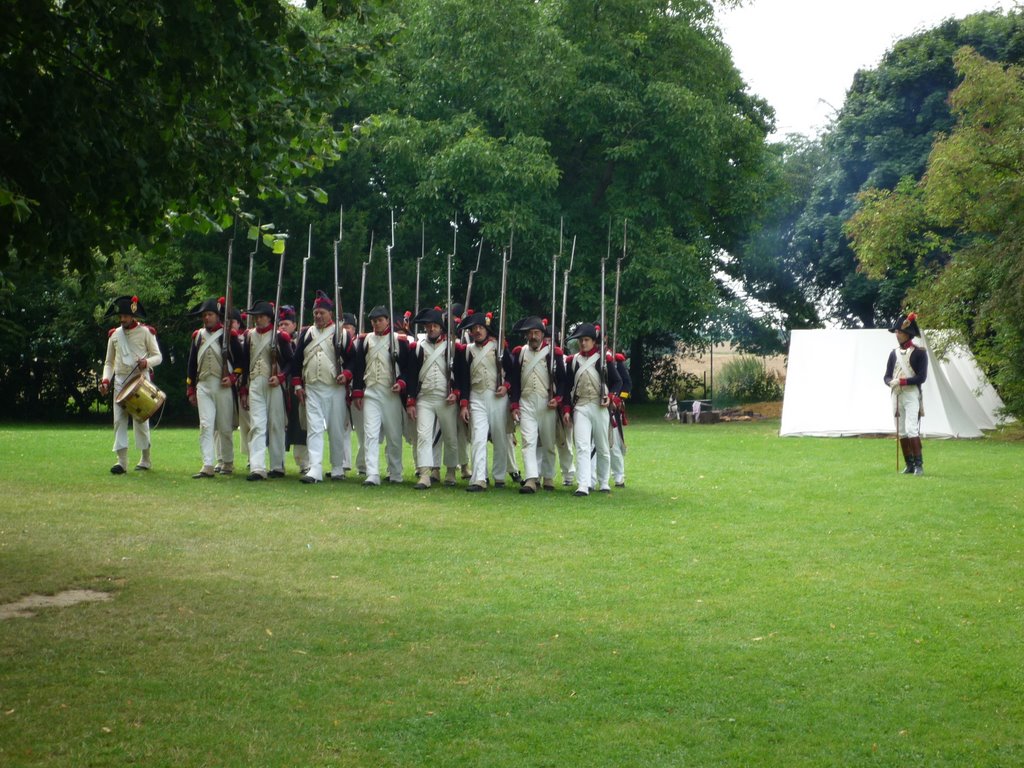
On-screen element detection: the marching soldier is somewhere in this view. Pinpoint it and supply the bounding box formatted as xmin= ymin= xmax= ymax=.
xmin=407 ymin=306 xmax=461 ymax=489
xmin=455 ymin=312 xmax=514 ymax=492
xmin=340 ymin=311 xmax=359 ymax=477
xmin=99 ymin=295 xmax=162 ymax=473
xmin=240 ymin=301 xmax=294 ymax=480
xmin=509 ymin=316 xmax=566 ymax=493
xmin=292 ymin=291 xmax=350 ymax=484
xmin=347 ymin=306 xmax=413 ymax=486
xmin=561 ymin=323 xmax=621 ymax=496
xmin=277 ymin=305 xmax=309 ymax=475
xmin=884 ymin=312 xmax=929 ymax=475
xmin=186 ymin=297 xmax=243 ymax=478
xmin=609 ymin=349 xmax=631 ymax=488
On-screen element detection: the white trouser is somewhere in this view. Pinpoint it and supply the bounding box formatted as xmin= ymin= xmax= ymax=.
xmin=112 ymin=373 xmax=151 ymax=453
xmin=416 ymin=391 xmax=458 ymax=470
xmin=247 ymin=376 xmax=286 ymax=474
xmin=519 ymin=391 xmax=556 ymax=481
xmin=558 ymin=422 xmax=575 ymax=481
xmin=573 ymin=401 xmax=610 ymax=492
xmin=895 ymin=386 xmax=923 ymax=438
xmin=197 ymin=377 xmax=235 ymax=468
xmin=469 ymin=389 xmax=508 ymax=485
xmin=362 ymin=383 xmax=404 ymax=480
xmin=351 ymin=399 xmax=366 ymax=473
xmin=305 ymin=381 xmax=346 ymax=481
xmin=237 ymin=394 xmax=250 ymax=456
xmin=610 ymin=423 xmax=625 ymax=483
xmin=340 ymin=396 xmax=353 ymax=471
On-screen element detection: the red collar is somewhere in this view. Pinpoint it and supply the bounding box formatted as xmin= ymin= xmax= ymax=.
xmin=900 ymin=340 xmax=915 ymax=350
xmin=122 ymin=321 xmax=139 ymax=331
xmin=255 ymin=324 xmax=274 ymax=335
xmin=579 ymin=346 xmax=599 ymax=357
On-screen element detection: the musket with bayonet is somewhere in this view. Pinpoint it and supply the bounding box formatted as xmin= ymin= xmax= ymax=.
xmin=271 ymin=233 xmax=287 ymax=379
xmin=496 ymin=228 xmax=513 ymax=391
xmin=599 ymin=219 xmax=610 ymax=400
xmin=612 ymin=219 xmax=626 ymax=358
xmin=386 ymin=210 xmax=399 ymax=383
xmin=245 ymin=221 xmax=258 ymax=330
xmin=223 ymin=237 xmax=235 ymax=383
xmin=549 ymin=219 xmax=562 ymax=400
xmin=358 ymin=231 xmax=374 ymax=336
xmin=559 ymin=235 xmax=576 ymax=354
xmin=415 ymin=221 xmax=425 ymax=319
xmin=464 ymin=237 xmax=483 ymax=315
xmin=446 ymin=219 xmax=458 ymax=390
xmin=334 ymin=206 xmax=345 ymax=369
xmin=298 ymin=226 xmax=312 ymax=336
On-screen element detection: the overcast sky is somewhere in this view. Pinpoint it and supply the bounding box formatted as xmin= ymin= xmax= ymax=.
xmin=716 ymin=0 xmax=1013 ymax=138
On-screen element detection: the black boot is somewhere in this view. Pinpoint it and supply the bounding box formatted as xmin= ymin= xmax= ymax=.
xmin=912 ymin=437 xmax=924 ymax=476
xmin=900 ymin=438 xmax=915 ymax=474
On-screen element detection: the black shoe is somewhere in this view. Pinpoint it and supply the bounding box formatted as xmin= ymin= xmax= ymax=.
xmin=615 ymin=482 xmax=625 ymax=488
xmin=466 ymin=484 xmax=486 ymax=492
xmin=573 ymin=490 xmax=588 ymax=497
xmin=902 ymin=462 xmax=915 ymax=474
xmin=268 ymin=470 xmax=285 ymax=478
xmin=192 ymin=471 xmax=215 ymax=479
xmin=913 ymin=459 xmax=924 ymax=476
xmin=110 ymin=464 xmax=126 ymax=475
xmin=300 ymin=475 xmax=321 ymax=484
xmin=510 ymin=472 xmax=523 ymax=485
xmin=599 ymin=488 xmax=611 ymax=494
xmin=247 ymin=472 xmax=266 ymax=481
xmin=134 ymin=464 xmax=150 ymax=471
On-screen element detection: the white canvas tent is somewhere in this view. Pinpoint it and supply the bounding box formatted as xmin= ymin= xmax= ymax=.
xmin=780 ymin=329 xmax=1011 ymax=438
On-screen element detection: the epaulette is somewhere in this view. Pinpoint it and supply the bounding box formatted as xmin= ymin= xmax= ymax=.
xmin=615 ymin=352 xmax=625 ymax=362
xmin=107 ymin=327 xmax=117 ymax=338
xmin=191 ymin=329 xmax=201 ymax=339
xmin=278 ymin=330 xmax=292 ymax=344
xmin=455 ymin=341 xmax=467 ymax=352
xmin=512 ymin=345 xmax=523 ymax=355
xmin=408 ymin=339 xmax=417 ymax=349
xmin=554 ymin=346 xmax=564 ymax=356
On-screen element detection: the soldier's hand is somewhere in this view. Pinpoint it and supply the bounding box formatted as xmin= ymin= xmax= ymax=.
xmin=561 ymin=411 xmax=570 ymax=426
xmin=512 ymin=409 xmax=521 ymax=424
xmin=355 ymin=398 xmax=364 ymax=411
xmin=295 ymin=387 xmax=306 ymax=404
xmin=188 ymin=393 xmax=198 ymax=407
xmin=600 ymin=396 xmax=610 ymax=408
xmin=446 ymin=392 xmax=457 ymax=405
xmin=495 ymin=385 xmax=507 ymax=398
xmin=220 ymin=376 xmax=233 ymax=388
xmin=391 ymin=382 xmax=402 ymax=394
xmin=99 ymin=383 xmax=109 ymax=397
xmin=137 ymin=357 xmax=148 ymax=370
xmin=406 ymin=404 xmax=417 ymax=420
xmin=461 ymin=405 xmax=470 ymax=424
xmin=547 ymin=397 xmax=558 ymax=409
xmin=240 ymin=394 xmax=249 ymax=410
xmin=269 ymin=375 xmax=280 ymax=388
xmin=336 ymin=373 xmax=347 ymax=385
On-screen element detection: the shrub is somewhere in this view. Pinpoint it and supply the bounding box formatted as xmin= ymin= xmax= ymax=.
xmin=716 ymin=356 xmax=783 ymax=405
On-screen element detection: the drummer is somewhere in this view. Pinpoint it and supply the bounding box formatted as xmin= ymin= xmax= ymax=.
xmin=99 ymin=295 xmax=163 ymax=473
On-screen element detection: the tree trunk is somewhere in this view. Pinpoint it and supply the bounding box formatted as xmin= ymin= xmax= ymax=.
xmin=629 ymin=335 xmax=647 ymax=403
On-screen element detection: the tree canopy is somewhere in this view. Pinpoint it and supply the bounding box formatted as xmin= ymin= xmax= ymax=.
xmin=846 ymin=47 xmax=1024 ymax=419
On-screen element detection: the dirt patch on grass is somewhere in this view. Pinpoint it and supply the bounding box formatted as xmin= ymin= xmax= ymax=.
xmin=0 ymin=589 xmax=113 ymax=620
xmin=737 ymin=401 xmax=783 ymax=419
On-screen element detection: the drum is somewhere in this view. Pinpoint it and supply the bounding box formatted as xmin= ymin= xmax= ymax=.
xmin=115 ymin=375 xmax=166 ymax=422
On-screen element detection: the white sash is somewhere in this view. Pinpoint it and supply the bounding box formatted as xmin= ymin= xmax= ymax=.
xmin=571 ymin=353 xmax=600 ymax=401
xmin=198 ymin=328 xmax=224 ymax=366
xmin=419 ymin=341 xmax=448 ymax=383
xmin=521 ymin=346 xmax=550 ymax=386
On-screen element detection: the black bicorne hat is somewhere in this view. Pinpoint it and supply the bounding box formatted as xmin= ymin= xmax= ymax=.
xmin=889 ymin=312 xmax=921 ymax=338
xmin=341 ymin=312 xmax=357 ymax=326
xmin=414 ymin=307 xmax=444 ymax=326
xmin=567 ymin=322 xmax=599 ymax=342
xmin=458 ymin=311 xmax=493 ymax=334
xmin=189 ymin=297 xmax=224 ymax=318
xmin=512 ymin=315 xmax=545 ymax=334
xmin=368 ymin=305 xmax=389 ymax=320
xmin=247 ymin=300 xmax=276 ymax=320
xmin=105 ymin=295 xmax=146 ymax=319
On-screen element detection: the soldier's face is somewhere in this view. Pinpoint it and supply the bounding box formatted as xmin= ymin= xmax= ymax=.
xmin=425 ymin=322 xmax=442 ymax=341
xmin=469 ymin=325 xmax=488 ymax=344
xmin=578 ymin=336 xmax=595 ymax=353
xmin=119 ymin=313 xmax=135 ymax=328
xmin=278 ymin=319 xmax=296 ymax=335
xmin=527 ymin=329 xmax=543 ymax=349
xmin=371 ymin=316 xmax=390 ymax=334
xmin=202 ymin=311 xmax=219 ymax=330
xmin=313 ymin=308 xmax=332 ymax=329
xmin=896 ymin=330 xmax=910 ymax=345
xmin=343 ymin=323 xmax=356 ymax=335
xmin=254 ymin=314 xmax=272 ymax=330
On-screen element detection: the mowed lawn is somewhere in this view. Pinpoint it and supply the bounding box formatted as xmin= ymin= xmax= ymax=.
xmin=1 ymin=416 xmax=1022 ymax=767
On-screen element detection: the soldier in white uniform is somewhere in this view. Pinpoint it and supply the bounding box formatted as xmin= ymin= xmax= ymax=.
xmin=884 ymin=312 xmax=929 ymax=475
xmin=455 ymin=312 xmax=514 ymax=492
xmin=292 ymin=291 xmax=350 ymax=484
xmin=186 ymin=297 xmax=243 ymax=478
xmin=561 ymin=323 xmax=621 ymax=496
xmin=99 ymin=295 xmax=163 ymax=473
xmin=407 ymin=307 xmax=461 ymax=489
xmin=609 ymin=350 xmax=631 ymax=488
xmin=348 ymin=305 xmax=413 ymax=486
xmin=509 ymin=316 xmax=565 ymax=493
xmin=240 ymin=301 xmax=294 ymax=481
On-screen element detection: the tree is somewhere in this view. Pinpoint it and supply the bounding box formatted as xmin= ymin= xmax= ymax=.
xmin=792 ymin=10 xmax=1024 ymax=328
xmin=316 ymin=0 xmax=775 ymax=400
xmin=846 ymin=48 xmax=1024 ymax=419
xmin=0 ymin=1 xmax=376 ymax=282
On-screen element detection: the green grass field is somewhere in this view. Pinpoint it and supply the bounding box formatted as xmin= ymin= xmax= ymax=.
xmin=1 ymin=415 xmax=1022 ymax=767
